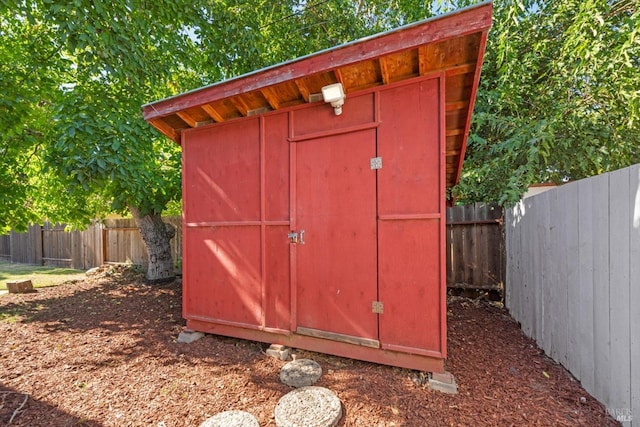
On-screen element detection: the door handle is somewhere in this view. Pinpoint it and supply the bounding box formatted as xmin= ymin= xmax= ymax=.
xmin=288 ymin=230 xmax=305 ymax=244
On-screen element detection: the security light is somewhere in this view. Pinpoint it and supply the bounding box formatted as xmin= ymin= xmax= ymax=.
xmin=321 ymin=83 xmax=346 ymax=115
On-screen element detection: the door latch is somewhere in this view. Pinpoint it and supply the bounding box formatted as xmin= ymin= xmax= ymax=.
xmin=288 ymin=230 xmax=305 ymax=244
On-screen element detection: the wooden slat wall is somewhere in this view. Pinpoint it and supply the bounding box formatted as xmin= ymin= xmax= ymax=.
xmin=446 ymin=203 xmax=504 ymax=295
xmin=0 ymin=234 xmax=10 ymax=259
xmin=506 ymin=163 xmax=640 ymax=427
xmin=9 ymin=224 xmax=42 ymax=265
xmin=3 ymin=212 xmax=494 ymax=286
xmin=102 ymin=218 xmax=182 ymax=270
xmin=42 ymin=223 xmax=72 ymax=267
xmin=0 ymin=218 xmax=181 ymax=272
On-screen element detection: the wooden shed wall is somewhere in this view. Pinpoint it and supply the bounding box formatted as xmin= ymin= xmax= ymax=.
xmin=180 ymin=76 xmax=447 ymax=370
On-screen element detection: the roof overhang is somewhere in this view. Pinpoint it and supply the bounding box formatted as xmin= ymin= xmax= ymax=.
xmin=143 ymin=1 xmax=492 ymax=189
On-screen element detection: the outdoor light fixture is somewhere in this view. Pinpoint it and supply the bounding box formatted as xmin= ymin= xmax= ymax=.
xmin=321 ymin=83 xmax=346 ymax=115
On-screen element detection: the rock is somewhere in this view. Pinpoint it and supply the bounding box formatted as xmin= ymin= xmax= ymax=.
xmin=86 ymin=267 xmax=101 ymax=276
xmin=280 ymin=359 xmax=322 ymax=387
xmin=177 ymin=329 xmax=205 ymax=343
xmin=275 ymin=386 xmax=342 ymax=427
xmin=200 ymin=411 xmax=259 ymax=427
xmin=266 ymin=344 xmax=291 ymax=361
xmin=428 ymin=371 xmax=458 ymax=394
xmin=6 ymin=280 xmax=34 ymax=294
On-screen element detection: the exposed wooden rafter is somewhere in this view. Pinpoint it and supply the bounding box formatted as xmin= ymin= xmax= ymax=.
xmin=143 ymin=2 xmax=492 ymax=190
xmin=201 ymin=104 xmax=225 ymax=123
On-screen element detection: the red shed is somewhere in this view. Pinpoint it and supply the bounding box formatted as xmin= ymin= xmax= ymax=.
xmin=143 ymin=2 xmax=491 ymax=374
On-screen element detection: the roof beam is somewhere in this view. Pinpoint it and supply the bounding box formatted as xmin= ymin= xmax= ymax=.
xmin=260 ymin=87 xmax=281 ymax=110
xmin=294 ymin=79 xmax=311 ymax=102
xmin=229 ymin=96 xmax=250 ymax=116
xmin=445 ymin=100 xmax=468 ymax=111
xmin=176 ymin=111 xmax=198 ymax=128
xmin=150 ymin=119 xmax=178 ymax=142
xmin=379 ymin=57 xmax=391 ymax=84
xmin=201 ymin=104 xmax=225 ymax=123
xmin=445 ymin=128 xmax=465 ymax=137
xmin=142 ymin=2 xmax=492 ymax=121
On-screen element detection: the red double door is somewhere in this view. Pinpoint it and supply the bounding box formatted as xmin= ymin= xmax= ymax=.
xmin=183 ymin=79 xmax=444 ymax=356
xmin=293 ymin=80 xmax=444 ymax=354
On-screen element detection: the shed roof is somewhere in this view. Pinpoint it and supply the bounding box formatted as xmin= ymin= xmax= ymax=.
xmin=143 ymin=1 xmax=492 ymax=189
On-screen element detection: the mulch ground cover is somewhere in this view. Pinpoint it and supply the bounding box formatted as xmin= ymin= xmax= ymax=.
xmin=0 ymin=265 xmax=618 ymax=426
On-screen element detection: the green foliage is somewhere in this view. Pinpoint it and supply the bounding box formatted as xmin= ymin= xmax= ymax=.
xmin=0 ymin=10 xmax=67 ymax=232
xmin=1 ymin=0 xmax=637 ymax=226
xmin=454 ymin=0 xmax=640 ymax=204
xmin=2 ymin=0 xmax=191 ymax=228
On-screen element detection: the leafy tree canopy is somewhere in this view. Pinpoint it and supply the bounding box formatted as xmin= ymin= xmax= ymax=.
xmin=454 ymin=0 xmax=640 ymax=204
xmin=1 ymin=0 xmax=638 ymax=239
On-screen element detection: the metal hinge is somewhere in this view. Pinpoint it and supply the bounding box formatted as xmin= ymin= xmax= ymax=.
xmin=370 ymin=157 xmax=382 ymax=170
xmin=372 ymin=301 xmax=384 ymax=314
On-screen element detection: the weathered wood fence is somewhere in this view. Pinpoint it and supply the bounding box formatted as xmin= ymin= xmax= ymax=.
xmin=0 ymin=218 xmax=182 ymax=271
xmin=1 ymin=209 xmax=504 ymax=292
xmin=446 ymin=203 xmax=504 ymax=297
xmin=506 ymin=163 xmax=639 ymax=426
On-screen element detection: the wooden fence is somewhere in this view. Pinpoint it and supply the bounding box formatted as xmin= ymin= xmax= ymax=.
xmin=1 ymin=209 xmax=504 ymax=293
xmin=446 ymin=203 xmax=504 ymax=297
xmin=0 ymin=218 xmax=182 ymax=271
xmin=102 ymin=217 xmax=182 ymax=269
xmin=506 ymin=163 xmax=639 ymax=426
xmin=0 ymin=233 xmax=12 ymax=261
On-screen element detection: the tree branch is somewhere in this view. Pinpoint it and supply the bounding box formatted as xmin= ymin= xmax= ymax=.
xmin=9 ymin=393 xmax=28 ymax=424
xmin=0 ymin=392 xmax=29 ymax=424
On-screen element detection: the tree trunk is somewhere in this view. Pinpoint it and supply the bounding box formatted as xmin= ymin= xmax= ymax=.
xmin=129 ymin=206 xmax=176 ymax=283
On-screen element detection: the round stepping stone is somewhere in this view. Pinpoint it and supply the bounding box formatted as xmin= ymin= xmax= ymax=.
xmin=274 ymin=386 xmax=342 ymax=427
xmin=279 ymin=358 xmax=322 ymax=387
xmin=199 ymin=410 xmax=259 ymax=427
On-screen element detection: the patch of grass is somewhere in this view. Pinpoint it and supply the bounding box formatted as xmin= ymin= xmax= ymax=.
xmin=0 ymin=260 xmax=86 ymax=291
xmin=0 ymin=311 xmax=21 ymax=323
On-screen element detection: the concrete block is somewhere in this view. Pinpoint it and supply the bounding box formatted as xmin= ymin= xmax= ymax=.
xmin=177 ymin=329 xmax=204 ymax=343
xmin=6 ymin=280 xmax=35 ymax=294
xmin=428 ymin=371 xmax=458 ymax=394
xmin=266 ymin=344 xmax=291 ymax=361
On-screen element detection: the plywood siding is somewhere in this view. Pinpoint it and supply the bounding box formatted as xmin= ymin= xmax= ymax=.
xmin=506 ymin=164 xmax=640 ymax=426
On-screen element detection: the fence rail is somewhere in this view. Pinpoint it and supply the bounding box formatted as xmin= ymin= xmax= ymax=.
xmin=1 ymin=209 xmax=504 ymax=293
xmin=0 ymin=219 xmax=182 ymax=271
xmin=506 ymin=163 xmax=640 ymax=426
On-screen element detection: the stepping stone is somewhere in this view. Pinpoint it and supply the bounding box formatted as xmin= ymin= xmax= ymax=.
xmin=275 ymin=386 xmax=342 ymax=427
xmin=200 ymin=410 xmax=259 ymax=427
xmin=279 ymin=358 xmax=322 ymax=387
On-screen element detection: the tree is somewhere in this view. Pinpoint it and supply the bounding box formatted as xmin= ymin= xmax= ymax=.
xmin=0 ymin=12 xmax=61 ymax=233
xmin=2 ymin=0 xmax=431 ymax=279
xmin=1 ymin=1 xmax=216 ymax=280
xmin=6 ymin=0 xmax=633 ymax=278
xmin=454 ymin=0 xmax=640 ymax=204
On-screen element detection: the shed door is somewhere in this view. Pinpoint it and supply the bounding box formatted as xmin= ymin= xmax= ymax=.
xmin=294 ymin=129 xmax=379 ymax=344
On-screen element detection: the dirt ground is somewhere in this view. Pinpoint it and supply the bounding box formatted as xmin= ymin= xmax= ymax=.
xmin=0 ymin=265 xmax=618 ymax=426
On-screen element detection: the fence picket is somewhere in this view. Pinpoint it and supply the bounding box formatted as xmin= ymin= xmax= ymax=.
xmin=0 ymin=220 xmax=176 ymax=270
xmin=507 ymin=164 xmax=640 ymax=426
